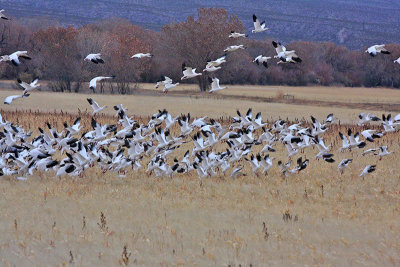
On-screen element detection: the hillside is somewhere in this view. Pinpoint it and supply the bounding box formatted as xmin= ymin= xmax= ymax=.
xmin=2 ymin=0 xmax=400 ymax=49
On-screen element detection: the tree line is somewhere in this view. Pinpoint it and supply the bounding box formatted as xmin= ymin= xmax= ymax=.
xmin=0 ymin=8 xmax=400 ymax=93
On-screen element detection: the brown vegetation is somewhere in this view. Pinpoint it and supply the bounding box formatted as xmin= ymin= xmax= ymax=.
xmin=1 ymin=8 xmax=400 ymax=92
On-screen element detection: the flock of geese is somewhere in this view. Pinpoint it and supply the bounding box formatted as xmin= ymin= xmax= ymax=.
xmin=0 ymin=104 xmax=397 ymax=179
xmin=0 ymin=10 xmax=398 ymax=179
xmin=0 ymin=11 xmax=399 ymax=99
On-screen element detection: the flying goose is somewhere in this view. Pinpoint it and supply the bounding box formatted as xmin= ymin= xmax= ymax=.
xmin=338 ymin=159 xmax=352 ymax=174
xmin=272 ymin=41 xmax=302 ymax=64
xmin=155 ymin=76 xmax=173 ymax=88
xmin=163 ymin=82 xmax=180 ymax=93
xmin=0 ymin=9 xmax=9 ymax=20
xmin=0 ymin=51 xmax=31 ymax=66
xmin=17 ymin=77 xmax=40 ymax=94
xmin=84 ymin=53 xmax=104 ymax=64
xmin=224 ymin=45 xmax=245 ymax=52
xmin=252 ymin=14 xmax=269 ymax=33
xmin=87 ymin=98 xmax=107 ymax=115
xmin=4 ymin=93 xmax=30 ymax=105
xmin=360 ymin=165 xmax=376 ymax=178
xmin=181 ymin=63 xmax=202 ymax=80
xmin=358 ymin=113 xmax=380 ymax=126
xmin=366 ymin=45 xmax=390 ymax=57
xmin=89 ymin=76 xmax=115 ymax=91
xmin=394 ymin=57 xmax=400 ymax=65
xmin=208 ymin=77 xmax=226 ymax=93
xmin=229 ymin=31 xmax=247 ymax=38
xmin=253 ymin=55 xmax=271 ymax=68
xmin=203 ymin=65 xmax=221 ymax=72
xmin=206 ymin=55 xmax=227 ymax=68
xmin=131 ymin=53 xmax=153 ymax=59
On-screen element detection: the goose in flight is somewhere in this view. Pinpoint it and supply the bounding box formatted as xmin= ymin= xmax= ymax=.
xmin=394 ymin=57 xmax=400 ymax=65
xmin=4 ymin=93 xmax=30 ymax=105
xmin=87 ymin=98 xmax=107 ymax=115
xmin=203 ymin=65 xmax=221 ymax=72
xmin=272 ymin=41 xmax=301 ymax=64
xmin=338 ymin=159 xmax=352 ymax=174
xmin=89 ymin=76 xmax=115 ymax=91
xmin=163 ymin=82 xmax=179 ymax=93
xmin=0 ymin=51 xmax=31 ymax=66
xmin=206 ymin=55 xmax=226 ymax=68
xmin=229 ymin=31 xmax=247 ymax=38
xmin=224 ymin=45 xmax=245 ymax=52
xmin=358 ymin=113 xmax=380 ymax=126
xmin=208 ymin=77 xmax=226 ymax=93
xmin=84 ymin=53 xmax=104 ymax=64
xmin=360 ymin=165 xmax=376 ymax=178
xmin=253 ymin=55 xmax=271 ymax=68
xmin=252 ymin=14 xmax=269 ymax=33
xmin=0 ymin=9 xmax=9 ymax=20
xmin=131 ymin=53 xmax=153 ymax=59
xmin=17 ymin=77 xmax=40 ymax=94
xmin=181 ymin=63 xmax=202 ymax=80
xmin=366 ymin=45 xmax=390 ymax=57
xmin=155 ymin=76 xmax=173 ymax=88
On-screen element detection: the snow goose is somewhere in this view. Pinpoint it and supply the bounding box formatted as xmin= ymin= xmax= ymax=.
xmin=358 ymin=113 xmax=380 ymax=126
xmin=163 ymin=82 xmax=179 ymax=93
xmin=208 ymin=77 xmax=226 ymax=93
xmin=17 ymin=77 xmax=40 ymax=94
xmin=181 ymin=63 xmax=202 ymax=80
xmin=230 ymin=165 xmax=246 ymax=178
xmin=224 ymin=45 xmax=245 ymax=52
xmin=272 ymin=41 xmax=302 ymax=64
xmin=89 ymin=76 xmax=115 ymax=92
xmin=0 ymin=51 xmax=31 ymax=66
xmin=361 ymin=129 xmax=382 ymax=142
xmin=378 ymin=146 xmax=392 ymax=159
xmin=252 ymin=14 xmax=269 ymax=33
xmin=206 ymin=55 xmax=226 ymax=68
xmin=203 ymin=65 xmax=221 ymax=72
xmin=260 ymin=154 xmax=273 ymax=174
xmin=291 ymin=157 xmax=309 ymax=173
xmin=253 ymin=55 xmax=271 ymax=68
xmin=245 ymin=154 xmax=261 ymax=175
xmin=360 ymin=165 xmax=376 ymax=178
xmin=338 ymin=159 xmax=352 ymax=174
xmin=4 ymin=93 xmax=29 ymax=105
xmin=366 ymin=45 xmax=390 ymax=57
xmin=229 ymin=31 xmax=247 ymax=38
xmin=131 ymin=53 xmax=153 ymax=59
xmin=155 ymin=76 xmax=173 ymax=88
xmin=0 ymin=9 xmax=9 ymax=20
xmin=87 ymin=98 xmax=107 ymax=115
xmin=394 ymin=57 xmax=400 ymax=65
xmin=84 ymin=53 xmax=104 ymax=64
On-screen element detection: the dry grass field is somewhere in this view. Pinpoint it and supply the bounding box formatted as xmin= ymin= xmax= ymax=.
xmin=0 ymin=86 xmax=400 ymax=266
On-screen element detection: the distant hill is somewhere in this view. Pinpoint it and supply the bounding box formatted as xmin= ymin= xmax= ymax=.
xmin=2 ymin=0 xmax=400 ymax=49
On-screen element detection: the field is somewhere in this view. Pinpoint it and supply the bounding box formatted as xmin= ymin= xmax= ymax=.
xmin=0 ymin=85 xmax=400 ymax=266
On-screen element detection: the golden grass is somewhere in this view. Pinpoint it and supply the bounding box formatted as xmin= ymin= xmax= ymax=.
xmin=0 ymin=86 xmax=398 ymax=124
xmin=0 ymin=87 xmax=400 ymax=265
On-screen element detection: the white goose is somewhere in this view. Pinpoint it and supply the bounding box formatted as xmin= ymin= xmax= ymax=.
xmin=252 ymin=14 xmax=269 ymax=33
xmin=272 ymin=41 xmax=302 ymax=64
xmin=360 ymin=165 xmax=376 ymax=178
xmin=206 ymin=55 xmax=226 ymax=68
xmin=181 ymin=63 xmax=202 ymax=80
xmin=394 ymin=57 xmax=400 ymax=65
xmin=253 ymin=55 xmax=271 ymax=68
xmin=84 ymin=53 xmax=104 ymax=64
xmin=131 ymin=53 xmax=153 ymax=59
xmin=163 ymin=82 xmax=179 ymax=93
xmin=229 ymin=31 xmax=247 ymax=38
xmin=366 ymin=45 xmax=390 ymax=57
xmin=155 ymin=76 xmax=173 ymax=88
xmin=17 ymin=77 xmax=40 ymax=94
xmin=224 ymin=45 xmax=245 ymax=52
xmin=0 ymin=51 xmax=31 ymax=66
xmin=208 ymin=77 xmax=226 ymax=93
xmin=0 ymin=9 xmax=9 ymax=20
xmin=4 ymin=93 xmax=30 ymax=105
xmin=89 ymin=76 xmax=115 ymax=91
xmin=87 ymin=98 xmax=107 ymax=115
